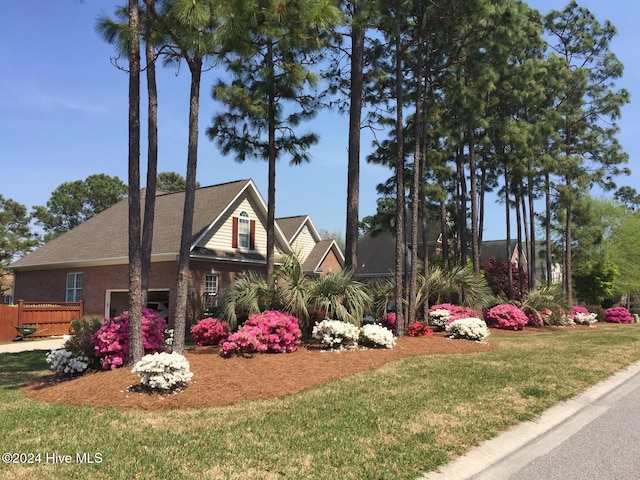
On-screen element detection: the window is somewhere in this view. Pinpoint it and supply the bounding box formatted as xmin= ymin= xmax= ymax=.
xmin=205 ymin=274 xmax=219 ymax=295
xmin=232 ymin=212 xmax=255 ymax=249
xmin=66 ymin=273 xmax=83 ymax=302
xmin=238 ymin=211 xmax=250 ymax=248
xmin=204 ymin=274 xmax=219 ymax=311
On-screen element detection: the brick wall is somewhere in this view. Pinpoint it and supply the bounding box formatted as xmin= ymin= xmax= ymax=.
xmin=318 ymin=249 xmax=343 ymax=276
xmin=13 ymin=260 xmax=267 ymax=320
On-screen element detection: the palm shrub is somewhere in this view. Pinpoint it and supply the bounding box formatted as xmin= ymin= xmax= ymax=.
xmin=307 ymin=268 xmax=371 ymax=326
xmin=416 ymin=266 xmax=493 ymax=312
xmin=519 ymin=283 xmax=568 ymax=326
xmin=219 ymin=271 xmax=271 ymax=329
xmin=274 ymin=252 xmax=311 ymax=334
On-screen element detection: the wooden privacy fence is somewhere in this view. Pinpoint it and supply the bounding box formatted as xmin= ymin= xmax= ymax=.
xmin=0 ymin=300 xmax=84 ymax=342
xmin=0 ymin=304 xmax=18 ymax=343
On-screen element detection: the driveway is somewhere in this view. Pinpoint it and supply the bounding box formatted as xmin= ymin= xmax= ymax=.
xmin=0 ymin=337 xmax=66 ymax=354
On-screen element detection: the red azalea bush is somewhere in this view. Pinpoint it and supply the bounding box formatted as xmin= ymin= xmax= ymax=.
xmin=92 ymin=308 xmax=167 ymax=370
xmin=378 ymin=313 xmax=396 ymax=332
xmin=524 ymin=308 xmax=552 ymax=327
xmin=485 ymin=304 xmax=528 ymax=330
xmin=220 ymin=310 xmax=302 ymax=357
xmin=406 ymin=321 xmax=433 ymax=337
xmin=604 ymin=306 xmax=633 ymax=324
xmin=429 ymin=303 xmax=481 ymax=323
xmin=190 ymin=318 xmax=230 ymax=346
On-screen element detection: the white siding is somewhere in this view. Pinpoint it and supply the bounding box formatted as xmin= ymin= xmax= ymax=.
xmin=196 ymin=193 xmax=288 ymax=257
xmin=291 ymin=224 xmax=317 ymax=261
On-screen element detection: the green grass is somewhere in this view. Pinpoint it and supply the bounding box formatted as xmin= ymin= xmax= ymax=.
xmin=2 ymin=324 xmax=640 ymax=479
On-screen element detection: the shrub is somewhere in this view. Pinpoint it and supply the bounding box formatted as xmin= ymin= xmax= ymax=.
xmin=524 ymin=308 xmax=551 ymax=327
xmin=92 ymin=308 xmax=167 ymax=370
xmin=220 ymin=311 xmax=302 ymax=357
xmin=45 ymin=349 xmax=89 ymax=375
xmin=484 ymin=304 xmax=528 ymax=331
xmin=573 ymin=312 xmax=598 ymax=325
xmin=605 ymin=306 xmax=633 ymax=324
xmin=190 ymin=318 xmax=230 ymax=346
xmin=132 ymin=352 xmax=194 ymax=392
xmin=360 ymin=324 xmax=396 ymax=349
xmin=311 ymin=319 xmax=360 ymax=349
xmin=378 ymin=313 xmax=396 ymax=332
xmin=64 ymin=317 xmax=104 ymax=370
xmin=446 ymin=318 xmax=490 ymax=341
xmin=481 ymin=257 xmax=528 ymax=301
xmin=427 ymin=308 xmax=451 ymax=330
xmin=406 ymin=321 xmax=433 ymax=337
xmin=429 ymin=303 xmax=481 ymax=325
xmin=572 ymin=305 xmax=590 ymax=316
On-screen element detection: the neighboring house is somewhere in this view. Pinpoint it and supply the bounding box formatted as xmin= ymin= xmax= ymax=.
xmin=480 ymin=239 xmax=563 ymax=285
xmin=10 ymin=179 xmax=343 ymax=320
xmin=355 ymin=224 xmax=440 ymax=280
xmin=276 ymin=215 xmax=344 ymax=276
xmin=357 ymin=233 xmax=562 ymax=286
xmin=0 ymin=271 xmax=13 ymax=304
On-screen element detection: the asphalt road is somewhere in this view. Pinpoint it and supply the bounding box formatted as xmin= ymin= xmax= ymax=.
xmin=421 ymin=360 xmax=640 ymax=480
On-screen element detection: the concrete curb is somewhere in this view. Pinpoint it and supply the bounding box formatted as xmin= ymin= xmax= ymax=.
xmin=419 ymin=360 xmax=640 ymax=480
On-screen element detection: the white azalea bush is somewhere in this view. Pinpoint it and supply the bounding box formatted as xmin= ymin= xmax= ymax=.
xmin=132 ymin=352 xmax=194 ymax=392
xmin=428 ymin=308 xmax=451 ymax=330
xmin=312 ymin=319 xmax=360 ymax=349
xmin=46 ymin=349 xmax=89 ymax=376
xmin=360 ymin=324 xmax=396 ymax=349
xmin=445 ymin=317 xmax=490 ymax=342
xmin=573 ymin=312 xmax=598 ymax=325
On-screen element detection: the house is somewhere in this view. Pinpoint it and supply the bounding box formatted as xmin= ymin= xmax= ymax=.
xmin=10 ymin=179 xmax=343 ymax=320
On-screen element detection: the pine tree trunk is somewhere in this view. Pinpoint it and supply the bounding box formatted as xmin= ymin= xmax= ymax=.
xmin=141 ymin=4 xmax=158 ymax=308
xmin=344 ymin=2 xmax=364 ymax=271
xmin=127 ymin=0 xmax=144 ymax=365
xmin=393 ymin=0 xmax=405 ymax=335
xmin=172 ymin=58 xmax=202 ymax=354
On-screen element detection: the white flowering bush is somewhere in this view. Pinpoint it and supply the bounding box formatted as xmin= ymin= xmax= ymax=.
xmin=46 ymin=349 xmax=89 ymax=375
xmin=360 ymin=324 xmax=396 ymax=349
xmin=428 ymin=308 xmax=451 ymax=330
xmin=164 ymin=328 xmax=174 ymax=348
xmin=446 ymin=317 xmax=490 ymax=342
xmin=312 ymin=319 xmax=360 ymax=349
xmin=132 ymin=352 xmax=194 ymax=392
xmin=573 ymin=312 xmax=598 ymax=325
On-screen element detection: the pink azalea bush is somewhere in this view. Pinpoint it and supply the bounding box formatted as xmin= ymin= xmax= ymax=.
xmin=190 ymin=318 xmax=230 ymax=346
xmin=572 ymin=305 xmax=590 ymax=317
xmin=484 ymin=304 xmax=528 ymax=330
xmin=92 ymin=308 xmax=167 ymax=370
xmin=220 ymin=311 xmax=302 ymax=357
xmin=429 ymin=304 xmax=480 ymax=324
xmin=604 ymin=306 xmax=633 ymax=324
xmin=378 ymin=313 xmax=396 ymax=332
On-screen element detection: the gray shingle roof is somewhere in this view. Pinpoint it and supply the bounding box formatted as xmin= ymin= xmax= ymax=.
xmin=302 ymin=239 xmax=343 ymax=272
xmin=11 ymin=179 xmax=251 ymax=270
xmin=275 ymin=215 xmax=309 ymax=243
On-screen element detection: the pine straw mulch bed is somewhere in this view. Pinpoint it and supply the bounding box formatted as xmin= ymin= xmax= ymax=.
xmin=23 ymin=330 xmax=548 ymax=411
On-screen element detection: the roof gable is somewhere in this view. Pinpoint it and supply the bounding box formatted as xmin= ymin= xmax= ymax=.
xmin=10 ymin=179 xmax=289 ymax=270
xmin=302 ymin=239 xmax=345 ymax=273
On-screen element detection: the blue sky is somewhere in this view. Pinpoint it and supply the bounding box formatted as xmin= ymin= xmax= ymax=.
xmin=1 ymin=1 xmax=639 ymax=241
